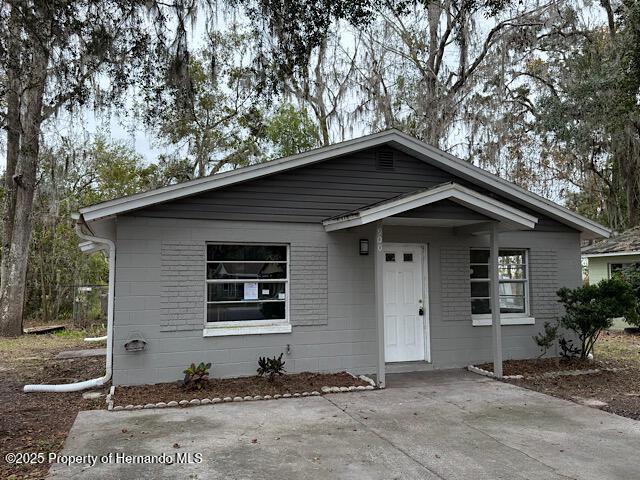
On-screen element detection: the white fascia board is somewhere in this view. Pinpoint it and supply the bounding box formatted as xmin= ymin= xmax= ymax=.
xmin=323 ymin=184 xmax=538 ymax=232
xmin=449 ymin=185 xmax=538 ymax=228
xmin=78 ymin=128 xmax=610 ymax=238
xmin=582 ymin=251 xmax=640 ymax=258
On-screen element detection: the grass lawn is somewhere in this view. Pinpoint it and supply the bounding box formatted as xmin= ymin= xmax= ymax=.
xmin=0 ymin=327 xmax=107 ymax=480
xmin=507 ymin=331 xmax=640 ymax=420
xmin=596 ymin=330 xmax=640 ymax=364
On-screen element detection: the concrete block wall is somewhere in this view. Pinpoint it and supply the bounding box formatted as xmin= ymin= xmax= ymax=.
xmin=383 ymin=226 xmax=582 ymax=367
xmin=289 ymin=245 xmax=328 ymax=326
xmin=112 ymin=217 xmax=377 ymax=385
xmin=112 ymin=216 xmax=582 ymax=385
xmin=528 ymin=249 xmax=560 ymax=323
xmin=440 ymin=247 xmax=473 ymax=323
xmin=160 ymin=241 xmax=205 ymax=332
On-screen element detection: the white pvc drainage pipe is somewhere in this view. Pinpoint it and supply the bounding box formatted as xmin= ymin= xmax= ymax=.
xmin=24 ymin=222 xmax=115 ymax=393
xmin=85 ymin=335 xmax=107 ymax=342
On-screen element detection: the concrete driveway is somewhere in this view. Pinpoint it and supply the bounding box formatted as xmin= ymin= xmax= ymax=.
xmin=49 ymin=370 xmax=639 ymax=479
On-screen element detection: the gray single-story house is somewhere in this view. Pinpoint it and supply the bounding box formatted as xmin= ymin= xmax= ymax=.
xmin=75 ymin=130 xmax=609 ymax=387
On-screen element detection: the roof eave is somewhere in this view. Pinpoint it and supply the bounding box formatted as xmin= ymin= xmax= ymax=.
xmin=77 ymin=129 xmax=611 ymax=239
xmin=323 ymin=183 xmax=538 ymax=232
xmin=582 ymin=250 xmax=640 ymax=258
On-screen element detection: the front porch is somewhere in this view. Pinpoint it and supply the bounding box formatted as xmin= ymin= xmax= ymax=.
xmin=385 ymin=360 xmax=435 ymax=374
xmin=323 ymin=182 xmax=539 ymax=387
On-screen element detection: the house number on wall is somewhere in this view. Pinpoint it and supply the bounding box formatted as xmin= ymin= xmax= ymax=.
xmin=376 ymin=226 xmax=383 ymax=251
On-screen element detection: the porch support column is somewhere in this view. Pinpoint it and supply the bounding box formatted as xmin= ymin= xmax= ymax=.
xmin=375 ymin=221 xmax=386 ymax=388
xmin=490 ymin=223 xmax=503 ymax=378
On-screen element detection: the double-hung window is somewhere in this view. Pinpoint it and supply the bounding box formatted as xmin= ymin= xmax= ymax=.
xmin=205 ymin=244 xmax=289 ymax=332
xmin=469 ymin=249 xmax=532 ymax=325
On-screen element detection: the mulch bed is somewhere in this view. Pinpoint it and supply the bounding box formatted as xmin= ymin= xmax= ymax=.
xmin=115 ymin=372 xmax=369 ymax=406
xmin=507 ymin=368 xmax=640 ymax=420
xmin=0 ymin=352 xmax=109 ymax=480
xmin=495 ymin=332 xmax=640 ymax=421
xmin=477 ymin=357 xmax=599 ymax=377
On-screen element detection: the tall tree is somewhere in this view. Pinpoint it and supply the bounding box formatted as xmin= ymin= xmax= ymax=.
xmin=24 ymin=136 xmax=165 ymax=323
xmin=263 ymin=104 xmax=321 ymax=157
xmin=282 ymin=30 xmax=358 ymax=145
xmin=0 ymin=0 xmax=198 ymax=336
xmin=352 ymin=1 xmax=554 ymax=148
xmin=531 ymin=0 xmax=640 ymax=229
xmin=145 ymin=28 xmax=264 ymax=177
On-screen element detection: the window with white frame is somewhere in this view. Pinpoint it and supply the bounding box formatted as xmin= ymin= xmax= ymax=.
xmin=469 ymin=249 xmax=528 ymax=316
xmin=206 ymin=244 xmax=288 ymax=324
xmin=609 ymin=262 xmax=640 ymax=277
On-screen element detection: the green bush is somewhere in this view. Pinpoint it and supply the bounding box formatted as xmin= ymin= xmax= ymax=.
xmin=257 ymin=353 xmax=286 ymax=382
xmin=183 ymin=362 xmax=211 ymax=390
xmin=613 ymin=265 xmax=640 ymax=327
xmin=557 ymin=277 xmax=638 ymax=359
xmin=532 ymin=321 xmax=559 ymax=358
xmin=558 ymin=336 xmax=580 ymax=359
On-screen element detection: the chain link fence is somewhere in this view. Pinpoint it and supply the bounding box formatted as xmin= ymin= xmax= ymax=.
xmin=72 ymin=284 xmax=108 ymax=329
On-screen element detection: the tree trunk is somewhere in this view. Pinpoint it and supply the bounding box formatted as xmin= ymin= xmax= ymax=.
xmin=0 ymin=46 xmax=48 ymax=336
xmin=1 ymin=6 xmax=22 ymax=306
xmin=627 ymin=182 xmax=640 ymax=227
xmin=620 ymin=122 xmax=640 ymax=227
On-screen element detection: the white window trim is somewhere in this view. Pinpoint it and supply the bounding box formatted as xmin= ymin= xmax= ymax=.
xmin=204 ymin=243 xmax=291 ymax=335
xmin=470 ymin=248 xmax=534 ymax=327
xmin=203 ymin=322 xmax=292 ymax=337
xmin=472 ymin=315 xmax=535 ymax=326
xmin=608 ymin=261 xmax=640 ymax=278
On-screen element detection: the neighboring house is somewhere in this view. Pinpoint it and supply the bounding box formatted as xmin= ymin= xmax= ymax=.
xmin=75 ymin=130 xmax=609 ymax=386
xmin=582 ymin=226 xmax=640 ymax=284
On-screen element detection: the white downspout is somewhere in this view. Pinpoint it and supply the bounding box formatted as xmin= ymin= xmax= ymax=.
xmin=24 ymin=220 xmax=115 ymax=393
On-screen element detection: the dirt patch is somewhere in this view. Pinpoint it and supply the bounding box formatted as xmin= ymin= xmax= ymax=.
xmin=503 ymin=331 xmax=640 ymax=420
xmin=508 ymin=368 xmax=640 ymax=420
xmin=477 ymin=357 xmax=598 ymax=377
xmin=115 ymin=372 xmax=369 ymax=406
xmin=0 ymin=332 xmax=108 ymax=480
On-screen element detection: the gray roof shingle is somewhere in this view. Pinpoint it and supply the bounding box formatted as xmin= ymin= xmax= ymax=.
xmin=582 ymin=226 xmax=640 ymax=255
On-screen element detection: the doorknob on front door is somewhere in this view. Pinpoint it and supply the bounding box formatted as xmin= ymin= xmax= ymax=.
xmin=418 ymin=299 xmax=424 ymax=316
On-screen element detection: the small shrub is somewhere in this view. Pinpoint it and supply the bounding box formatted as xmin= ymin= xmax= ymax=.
xmin=183 ymin=362 xmax=211 ymax=390
xmin=558 ymin=337 xmax=580 ymax=360
xmin=532 ymin=321 xmax=559 ymax=358
xmin=257 ymin=353 xmax=286 ymax=382
xmin=557 ymin=277 xmax=639 ymax=359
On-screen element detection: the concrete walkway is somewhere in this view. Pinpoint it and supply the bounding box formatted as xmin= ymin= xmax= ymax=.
xmin=49 ymin=370 xmax=639 ymax=479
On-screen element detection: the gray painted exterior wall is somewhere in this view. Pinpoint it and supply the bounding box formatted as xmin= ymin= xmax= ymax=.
xmin=113 ymin=218 xmax=378 ymax=385
xmin=113 ymin=216 xmax=581 ymax=385
xmin=109 ymin=144 xmax=583 ymax=385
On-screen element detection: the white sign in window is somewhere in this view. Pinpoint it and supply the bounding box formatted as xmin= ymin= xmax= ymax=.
xmin=244 ymin=282 xmax=258 ymax=300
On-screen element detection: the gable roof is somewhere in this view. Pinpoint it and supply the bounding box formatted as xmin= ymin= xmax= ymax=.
xmin=323 ymin=182 xmax=538 ymax=232
xmin=582 ymin=226 xmax=640 ymax=257
xmin=78 ymin=129 xmax=610 ymax=239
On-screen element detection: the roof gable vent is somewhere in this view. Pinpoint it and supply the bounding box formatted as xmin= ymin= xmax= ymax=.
xmin=376 ymin=149 xmax=395 ymax=171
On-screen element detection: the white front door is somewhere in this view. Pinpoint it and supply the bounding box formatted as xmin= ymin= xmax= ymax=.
xmin=383 ymin=244 xmax=426 ymax=362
